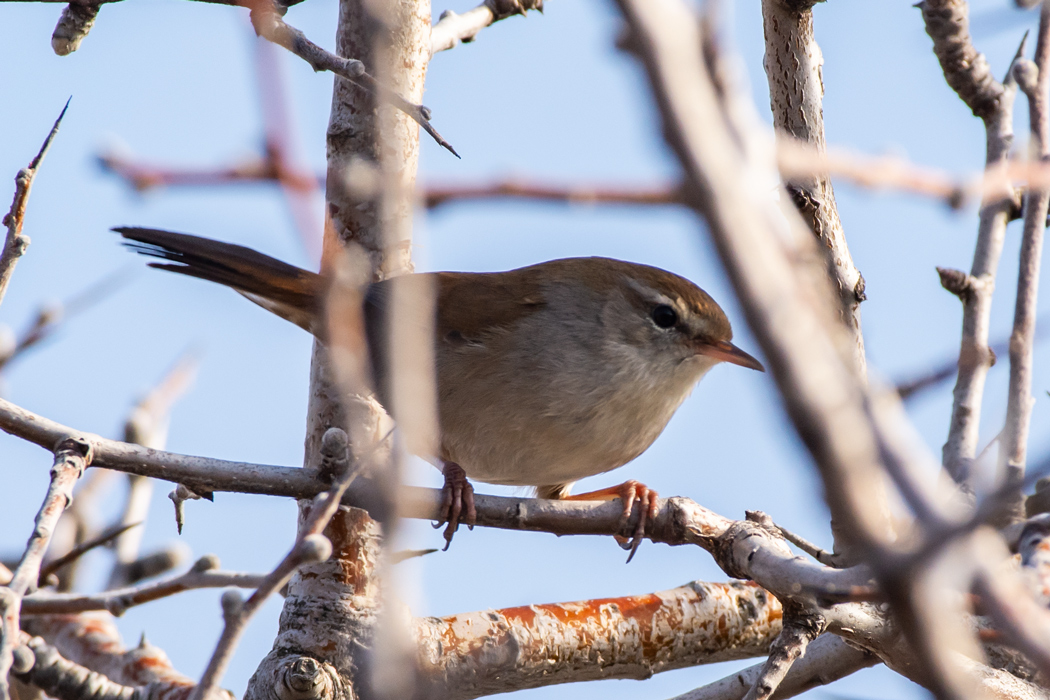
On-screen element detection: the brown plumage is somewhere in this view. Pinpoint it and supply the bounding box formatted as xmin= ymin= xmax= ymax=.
xmin=115 ymin=226 xmax=763 ymax=556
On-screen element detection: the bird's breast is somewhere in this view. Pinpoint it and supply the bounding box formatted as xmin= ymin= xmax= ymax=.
xmin=434 ymin=324 xmax=714 ymax=487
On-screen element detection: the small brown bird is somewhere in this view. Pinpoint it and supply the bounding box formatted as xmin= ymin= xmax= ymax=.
xmin=115 ymin=227 xmax=763 ymax=559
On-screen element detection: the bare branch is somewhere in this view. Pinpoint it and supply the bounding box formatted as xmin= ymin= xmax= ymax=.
xmin=248 ymin=6 xmax=458 ymax=157
xmin=670 ymin=634 xmax=877 ymax=700
xmin=25 ymin=613 xmax=200 ymax=689
xmin=741 ymin=615 xmax=826 ymax=700
xmin=0 ymin=395 xmax=874 ymax=591
xmin=762 ymin=0 xmax=866 ymax=378
xmin=424 ymin=179 xmax=683 ymax=208
xmin=896 ymin=311 xmax=1050 ymax=402
xmin=37 ymin=522 xmax=140 ymax=586
xmin=429 ymin=0 xmax=543 ymax=57
xmin=919 ymin=0 xmax=1006 ymax=121
xmin=416 ymin=580 xmax=782 ymax=699
xmin=999 ymin=7 xmax=1050 ymax=524
xmin=0 ymin=266 xmax=133 ymax=375
xmin=0 ymin=438 xmax=92 ymax=700
xmin=23 ymin=558 xmax=265 ymax=616
xmin=745 ymin=511 xmax=837 ymax=567
xmin=941 ymin=29 xmax=1026 ymax=491
xmin=189 ymin=427 xmax=368 ymax=700
xmin=15 ymin=633 xmax=141 ymax=700
xmin=97 ymin=149 xmax=319 ymax=192
xmin=0 ymin=100 xmax=68 ymax=309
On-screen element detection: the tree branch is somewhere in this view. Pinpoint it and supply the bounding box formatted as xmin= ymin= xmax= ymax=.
xmin=999 ymin=7 xmax=1050 ymax=524
xmin=762 ymin=0 xmax=866 ymax=378
xmin=248 ymin=5 xmax=458 ymax=157
xmin=919 ymin=0 xmax=1006 ymax=121
xmin=0 ymin=438 xmax=92 ymax=700
xmin=190 ymin=427 xmax=366 ymax=700
xmin=25 ymin=613 xmax=203 ymax=690
xmin=940 ymin=29 xmax=1025 ymax=491
xmin=0 ymin=100 xmax=68 ymax=309
xmin=670 ymin=634 xmax=877 ymax=700
xmin=429 ymin=0 xmax=544 ymax=57
xmin=415 ymin=580 xmax=782 ymax=699
xmin=23 ymin=558 xmax=265 ymax=616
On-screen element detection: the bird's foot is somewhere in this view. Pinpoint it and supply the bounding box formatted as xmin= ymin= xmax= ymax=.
xmin=562 ymin=480 xmax=659 ymax=563
xmin=433 ymin=462 xmax=476 ymax=550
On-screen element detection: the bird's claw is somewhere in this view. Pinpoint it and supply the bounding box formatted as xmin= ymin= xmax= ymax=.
xmin=433 ymin=462 xmax=476 ymax=550
xmin=613 ymin=480 xmax=659 ymax=563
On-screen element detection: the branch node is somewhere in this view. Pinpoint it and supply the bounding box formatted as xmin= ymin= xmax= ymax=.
xmin=937 ymin=266 xmax=978 ymax=301
xmin=484 ymin=0 xmax=544 ymax=21
xmin=317 ymin=427 xmax=350 ymax=483
xmin=1014 ymin=58 xmax=1041 ymax=98
xmin=194 ymin=554 xmax=221 ymax=573
xmin=51 ymin=3 xmax=101 ymax=56
xmin=220 ymin=590 xmax=244 ymax=621
xmin=275 ymin=656 xmax=333 ymax=700
xmin=11 ymin=645 xmax=34 ymax=675
xmin=296 ymin=534 xmax=332 ymax=564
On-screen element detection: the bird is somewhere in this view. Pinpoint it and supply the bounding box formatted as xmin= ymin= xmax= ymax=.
xmin=114 ymin=226 xmax=764 ymax=560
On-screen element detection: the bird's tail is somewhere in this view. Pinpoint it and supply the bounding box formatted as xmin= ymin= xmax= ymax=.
xmin=113 ymin=226 xmax=325 ymax=336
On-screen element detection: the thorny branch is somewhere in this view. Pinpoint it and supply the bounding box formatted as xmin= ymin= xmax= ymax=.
xmin=0 ymin=437 xmax=92 ymax=700
xmin=0 ymin=100 xmax=68 ymax=310
xmin=247 ymin=6 xmax=459 ymax=157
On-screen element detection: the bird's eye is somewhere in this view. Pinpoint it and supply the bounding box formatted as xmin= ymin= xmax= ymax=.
xmin=651 ymin=304 xmax=678 ymax=329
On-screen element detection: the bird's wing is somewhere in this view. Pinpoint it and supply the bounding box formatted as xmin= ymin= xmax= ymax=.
xmin=432 ymin=269 xmax=547 ymax=345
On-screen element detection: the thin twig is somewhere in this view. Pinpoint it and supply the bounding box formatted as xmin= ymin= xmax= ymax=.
xmin=0 ymin=266 xmax=134 ymax=374
xmin=425 ymin=180 xmax=683 ymax=208
xmin=745 ymin=511 xmax=837 ymax=566
xmin=252 ymin=36 xmax=322 ymax=259
xmin=187 ymin=427 xmax=372 ymax=700
xmin=895 ymin=309 xmax=1050 ymax=401
xmin=0 ymin=100 xmax=68 ymax=309
xmin=248 ymin=7 xmax=459 ymax=157
xmin=429 ymin=0 xmax=544 ymax=57
xmin=940 ymin=30 xmax=1026 ymax=491
xmin=0 ymin=437 xmax=92 ymax=700
xmin=37 ymin=522 xmax=140 ymax=586
xmin=23 ymin=557 xmax=265 ymax=616
xmin=741 ymin=617 xmax=826 ymax=700
xmin=668 ymin=634 xmax=876 ymax=700
xmin=108 ymin=349 xmax=199 ymax=588
xmin=999 ymin=5 xmax=1050 ymax=525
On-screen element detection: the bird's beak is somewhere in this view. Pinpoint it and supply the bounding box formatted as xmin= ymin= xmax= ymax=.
xmin=695 ymin=339 xmax=765 ymax=372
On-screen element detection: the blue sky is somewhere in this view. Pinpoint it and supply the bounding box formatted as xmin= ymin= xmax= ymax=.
xmin=0 ymin=1 xmax=1046 ymax=699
